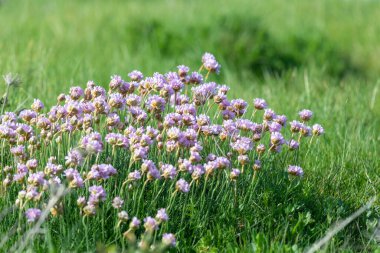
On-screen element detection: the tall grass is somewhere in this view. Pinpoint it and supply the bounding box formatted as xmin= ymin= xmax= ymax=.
xmin=0 ymin=0 xmax=379 ymax=252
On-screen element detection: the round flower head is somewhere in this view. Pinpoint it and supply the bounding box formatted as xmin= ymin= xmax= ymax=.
xmin=238 ymin=154 xmax=249 ymax=165
xmin=189 ymin=71 xmax=203 ymax=84
xmin=129 ymin=217 xmax=141 ymax=230
xmin=161 ymin=164 xmax=177 ymax=180
xmin=31 ymin=99 xmax=44 ymax=112
xmin=177 ymin=65 xmax=189 ymax=77
xmin=270 ymin=132 xmax=285 ymax=146
xmin=230 ymin=168 xmax=241 ymax=180
xmin=128 ymin=170 xmax=141 ymax=181
xmin=112 ymin=196 xmax=124 ymax=209
xmin=268 ymin=121 xmax=282 ymax=133
xmin=256 ymin=144 xmax=266 ymax=154
xmin=162 ymin=233 xmax=176 ymax=247
xmin=253 ymin=160 xmax=261 ymax=171
xmin=109 ymin=75 xmax=123 ymax=90
xmin=290 ymin=120 xmax=302 ymax=133
xmin=128 ymin=70 xmax=143 ymax=82
xmin=25 ymin=208 xmax=42 ymax=223
xmin=83 ymin=204 xmax=97 ymax=216
xmin=274 ymin=114 xmax=287 ymax=126
xmin=288 ymin=165 xmax=304 ymax=177
xmin=155 ymin=208 xmax=169 ymax=222
xmin=288 ymin=139 xmax=299 ymax=150
xmin=69 ymin=86 xmax=84 ymax=100
xmin=299 ymin=109 xmax=313 ymax=122
xmin=202 ymin=52 xmax=221 ymax=74
xmin=175 ymin=178 xmax=190 ymax=193
xmin=118 ymin=210 xmax=129 ymax=222
xmin=26 ymin=159 xmax=38 ymax=170
xmin=312 ymin=124 xmax=324 ymax=136
xmin=253 ymin=98 xmax=267 ymax=110
xmin=65 ymin=149 xmax=84 ymax=167
xmin=77 ymin=196 xmax=86 ymax=207
xmin=144 ymin=216 xmax=158 ymax=232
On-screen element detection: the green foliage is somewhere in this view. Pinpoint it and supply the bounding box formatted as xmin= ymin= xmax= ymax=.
xmin=0 ymin=0 xmax=379 ymax=252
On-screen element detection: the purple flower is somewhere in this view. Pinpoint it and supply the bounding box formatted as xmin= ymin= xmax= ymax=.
xmin=125 ymin=94 xmax=141 ymax=107
xmin=202 ymin=52 xmax=221 ymax=74
xmin=274 ymin=114 xmax=287 ymax=126
xmin=162 ymin=233 xmax=176 ymax=247
xmin=25 ymin=186 xmax=39 ymax=200
xmin=31 ymin=99 xmax=44 ymax=112
xmin=89 ymin=185 xmax=106 ymax=204
xmin=112 ymin=197 xmax=124 ymax=209
xmin=144 ymin=216 xmax=159 ymax=232
xmin=128 ymin=170 xmax=141 ymax=181
xmin=64 ymin=168 xmax=80 ymax=180
xmin=69 ymin=86 xmax=84 ymax=100
xmin=192 ymin=82 xmax=218 ymax=105
xmin=288 ymin=139 xmax=300 ymax=150
xmin=268 ymin=121 xmax=282 ymax=133
xmin=80 ymin=132 xmax=104 ymax=154
xmin=155 ymin=208 xmax=169 ymax=222
xmin=312 ymin=124 xmax=324 ymax=136
xmin=189 ymin=72 xmax=203 ymax=84
xmin=109 ymin=75 xmax=123 ymax=90
xmin=27 ymin=172 xmax=45 ymax=186
xmin=19 ymin=109 xmax=37 ymax=122
xmin=178 ymin=159 xmax=193 ymax=173
xmin=65 ymin=149 xmax=84 ymax=167
xmin=11 ymin=145 xmax=25 ymax=156
xmin=300 ymin=124 xmax=312 ymax=137
xmin=146 ymin=95 xmax=166 ymax=113
xmin=288 ymin=165 xmax=304 ymax=177
xmin=191 ymin=164 xmax=205 ymax=180
xmin=105 ymin=133 xmax=129 ymax=148
xmin=189 ymin=151 xmax=202 ymax=163
xmin=147 ymin=167 xmax=161 ymax=180
xmin=77 ymin=196 xmax=86 ymax=207
xmin=231 ymin=137 xmax=253 ymax=154
xmin=264 ymin=109 xmax=276 ymax=121
xmin=253 ymin=98 xmax=267 ymax=110
xmin=25 ymin=208 xmax=42 ymax=223
xmin=87 ymin=164 xmax=117 ymax=180
xmin=141 ymin=159 xmax=157 ymax=173
xmin=26 ymin=159 xmax=38 ymax=170
xmin=132 ymin=146 xmax=148 ymax=161
xmin=230 ymin=168 xmax=241 ymax=180
xmin=176 ymin=179 xmax=190 ymax=193
xmin=238 ymin=154 xmax=249 ymax=165
xmin=109 ymin=93 xmax=126 ymax=109
xmin=214 ymin=156 xmax=231 ymax=169
xmin=231 ymin=99 xmax=248 ymax=116
xmin=129 ymin=217 xmax=141 ymax=230
xmin=290 ymin=120 xmax=302 ymax=133
xmin=253 ymin=160 xmax=261 ymax=171
xmin=161 ymin=164 xmax=177 ymax=180
xmin=128 ymin=70 xmax=144 ymax=82
xmin=177 ymin=65 xmax=190 ymax=77
xmin=271 ymin=132 xmax=285 ymax=146
xmin=69 ymin=174 xmax=84 ymax=188
xmin=299 ymin=109 xmax=313 ymax=122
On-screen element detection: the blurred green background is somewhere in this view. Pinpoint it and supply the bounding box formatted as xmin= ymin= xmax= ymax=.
xmin=1 ymin=0 xmax=380 ymax=105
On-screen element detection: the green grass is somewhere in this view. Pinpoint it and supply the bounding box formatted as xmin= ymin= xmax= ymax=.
xmin=0 ymin=0 xmax=379 ymax=252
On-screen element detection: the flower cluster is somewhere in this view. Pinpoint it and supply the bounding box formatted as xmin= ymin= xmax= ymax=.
xmin=0 ymin=53 xmax=324 ymax=250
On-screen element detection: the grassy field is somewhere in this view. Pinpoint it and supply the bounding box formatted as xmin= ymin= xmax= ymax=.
xmin=0 ymin=0 xmax=379 ymax=252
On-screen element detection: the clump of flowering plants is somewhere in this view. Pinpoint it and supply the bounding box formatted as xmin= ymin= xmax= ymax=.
xmin=0 ymin=53 xmax=324 ymax=251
